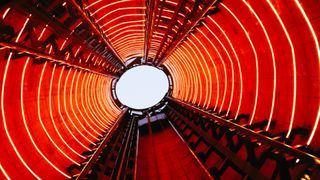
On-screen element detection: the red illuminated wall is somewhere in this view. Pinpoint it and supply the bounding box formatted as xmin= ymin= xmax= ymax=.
xmin=0 ymin=55 xmax=121 ymax=179
xmin=0 ymin=3 xmax=121 ymax=178
xmin=0 ymin=0 xmax=319 ymax=179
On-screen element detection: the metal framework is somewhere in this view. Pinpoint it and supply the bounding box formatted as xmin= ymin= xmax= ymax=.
xmin=67 ymin=0 xmax=126 ymax=68
xmin=1 ymin=0 xmax=125 ymax=76
xmin=165 ymin=97 xmax=320 ymax=179
xmin=144 ymin=0 xmax=158 ymax=63
xmin=65 ymin=95 xmax=320 ymax=179
xmin=75 ymin=108 xmax=130 ymax=179
xmin=72 ymin=108 xmax=139 ymax=179
xmin=144 ymin=0 xmax=220 ymax=66
xmin=0 ymin=0 xmax=319 ymax=179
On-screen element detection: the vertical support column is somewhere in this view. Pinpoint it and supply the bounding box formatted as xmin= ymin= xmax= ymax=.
xmin=144 ymin=0 xmax=159 ymax=63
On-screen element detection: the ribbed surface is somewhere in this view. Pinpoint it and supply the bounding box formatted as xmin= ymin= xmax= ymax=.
xmin=0 ymin=0 xmax=319 ymax=179
xmin=0 ymin=55 xmax=121 ymax=179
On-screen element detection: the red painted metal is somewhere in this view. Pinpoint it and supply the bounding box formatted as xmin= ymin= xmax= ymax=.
xmin=0 ymin=0 xmax=319 ymax=178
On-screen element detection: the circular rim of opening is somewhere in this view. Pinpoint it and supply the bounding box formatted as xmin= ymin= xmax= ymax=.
xmin=113 ymin=64 xmax=170 ymax=111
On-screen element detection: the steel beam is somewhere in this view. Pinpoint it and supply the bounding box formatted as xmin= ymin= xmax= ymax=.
xmin=154 ymin=0 xmax=219 ymax=66
xmin=4 ymin=0 xmax=123 ymax=76
xmin=167 ymin=106 xmax=267 ymax=179
xmin=166 ymin=97 xmax=320 ymax=166
xmin=76 ymin=108 xmax=129 ymax=179
xmin=67 ymin=0 xmax=126 ymax=68
xmin=18 ymin=0 xmax=124 ymax=71
xmin=0 ymin=41 xmax=118 ymax=78
xmin=144 ymin=0 xmax=159 ymax=63
xmin=152 ymin=0 xmax=186 ymax=64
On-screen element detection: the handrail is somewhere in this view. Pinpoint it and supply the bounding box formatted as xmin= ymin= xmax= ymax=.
xmin=76 ymin=108 xmax=128 ymax=179
xmin=166 ymin=97 xmax=320 ymax=165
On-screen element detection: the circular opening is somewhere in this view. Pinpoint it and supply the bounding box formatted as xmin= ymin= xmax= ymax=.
xmin=115 ymin=65 xmax=169 ymax=110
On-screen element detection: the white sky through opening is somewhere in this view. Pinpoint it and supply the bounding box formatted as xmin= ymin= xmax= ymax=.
xmin=115 ymin=65 xmax=169 ymax=109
